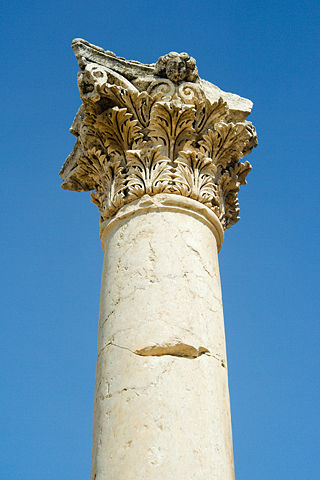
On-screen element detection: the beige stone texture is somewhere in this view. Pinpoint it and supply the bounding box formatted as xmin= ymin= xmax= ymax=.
xmin=60 ymin=39 xmax=257 ymax=232
xmin=92 ymin=195 xmax=234 ymax=479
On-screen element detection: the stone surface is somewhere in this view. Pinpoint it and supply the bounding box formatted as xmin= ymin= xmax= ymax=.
xmin=70 ymin=38 xmax=253 ymax=117
xmin=92 ymin=200 xmax=234 ymax=480
xmin=60 ymin=40 xmax=257 ymax=480
xmin=60 ymin=39 xmax=257 ymax=231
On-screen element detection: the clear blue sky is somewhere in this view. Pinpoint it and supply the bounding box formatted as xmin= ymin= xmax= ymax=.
xmin=1 ymin=1 xmax=319 ymax=478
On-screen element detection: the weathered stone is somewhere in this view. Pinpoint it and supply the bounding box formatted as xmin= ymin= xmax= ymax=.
xmin=94 ymin=202 xmax=233 ymax=479
xmin=60 ymin=38 xmax=257 ymax=230
xmin=60 ymin=39 xmax=257 ymax=480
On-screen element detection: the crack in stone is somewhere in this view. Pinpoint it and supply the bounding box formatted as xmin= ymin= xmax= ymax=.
xmin=100 ymin=361 xmax=175 ymax=399
xmin=159 ymin=318 xmax=201 ymax=341
xmin=101 ymin=309 xmax=116 ymax=328
xmin=99 ymin=341 xmax=135 ymax=356
xmin=148 ymin=241 xmax=156 ymax=262
xmin=205 ymin=352 xmax=226 ymax=367
xmin=185 ymin=242 xmax=214 ymax=279
xmin=103 ymin=386 xmax=141 ymax=399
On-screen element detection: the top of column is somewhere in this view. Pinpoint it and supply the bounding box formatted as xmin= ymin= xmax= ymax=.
xmin=60 ymin=38 xmax=257 ymax=231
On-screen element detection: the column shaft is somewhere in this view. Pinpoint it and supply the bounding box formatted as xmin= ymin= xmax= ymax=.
xmin=91 ymin=201 xmax=234 ymax=479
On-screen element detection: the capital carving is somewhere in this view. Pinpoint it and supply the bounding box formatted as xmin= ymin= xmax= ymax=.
xmin=154 ymin=52 xmax=199 ymax=83
xmin=60 ymin=39 xmax=257 ymax=230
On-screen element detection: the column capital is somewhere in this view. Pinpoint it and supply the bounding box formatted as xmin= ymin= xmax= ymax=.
xmin=60 ymin=39 xmax=257 ymax=231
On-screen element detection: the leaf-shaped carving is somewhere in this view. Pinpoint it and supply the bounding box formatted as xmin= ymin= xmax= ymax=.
xmin=194 ymin=98 xmax=228 ymax=136
xmin=148 ymin=102 xmax=195 ymax=160
xmin=91 ymin=167 xmax=126 ymax=219
xmin=233 ymin=160 xmax=252 ymax=185
xmin=126 ymin=146 xmax=172 ymax=198
xmin=75 ymin=147 xmax=107 ymax=190
xmin=74 ymin=104 xmax=104 ymax=152
xmin=199 ymin=122 xmax=257 ymax=168
xmin=172 ymin=151 xmax=216 ymax=205
xmin=104 ymin=85 xmax=155 ymax=129
xmin=74 ymin=148 xmax=126 ymax=218
xmin=95 ymin=107 xmax=144 ymax=159
xmin=213 ymin=168 xmax=240 ymax=229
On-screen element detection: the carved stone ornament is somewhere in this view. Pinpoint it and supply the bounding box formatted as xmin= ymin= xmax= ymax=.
xmin=60 ymin=39 xmax=257 ymax=230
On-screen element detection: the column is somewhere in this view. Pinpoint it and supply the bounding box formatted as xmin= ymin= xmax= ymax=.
xmin=60 ymin=39 xmax=257 ymax=480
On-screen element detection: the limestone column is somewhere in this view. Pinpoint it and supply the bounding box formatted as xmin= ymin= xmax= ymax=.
xmin=60 ymin=39 xmax=257 ymax=480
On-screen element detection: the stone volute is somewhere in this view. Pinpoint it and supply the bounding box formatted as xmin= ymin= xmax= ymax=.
xmin=60 ymin=38 xmax=257 ymax=480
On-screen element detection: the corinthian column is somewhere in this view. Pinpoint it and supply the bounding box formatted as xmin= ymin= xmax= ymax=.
xmin=60 ymin=39 xmax=257 ymax=480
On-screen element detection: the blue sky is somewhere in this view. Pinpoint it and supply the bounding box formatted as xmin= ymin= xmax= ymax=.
xmin=1 ymin=1 xmax=319 ymax=478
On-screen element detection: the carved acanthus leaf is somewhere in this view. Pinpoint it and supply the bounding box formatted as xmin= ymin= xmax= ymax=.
xmin=95 ymin=107 xmax=144 ymax=159
xmin=232 ymin=160 xmax=252 ymax=185
xmin=194 ymin=98 xmax=228 ymax=136
xmin=172 ymin=151 xmax=216 ymax=206
xmin=102 ymin=85 xmax=155 ymax=129
xmin=87 ymin=151 xmax=126 ymax=219
xmin=73 ymin=147 xmax=106 ymax=191
xmin=213 ymin=167 xmax=240 ymax=229
xmin=148 ymin=102 xmax=195 ymax=159
xmin=199 ymin=122 xmax=257 ymax=169
xmin=126 ymin=146 xmax=172 ymax=198
xmin=76 ymin=104 xmax=104 ymax=151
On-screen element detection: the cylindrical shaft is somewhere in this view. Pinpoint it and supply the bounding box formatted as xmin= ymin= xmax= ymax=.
xmin=90 ymin=198 xmax=235 ymax=479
